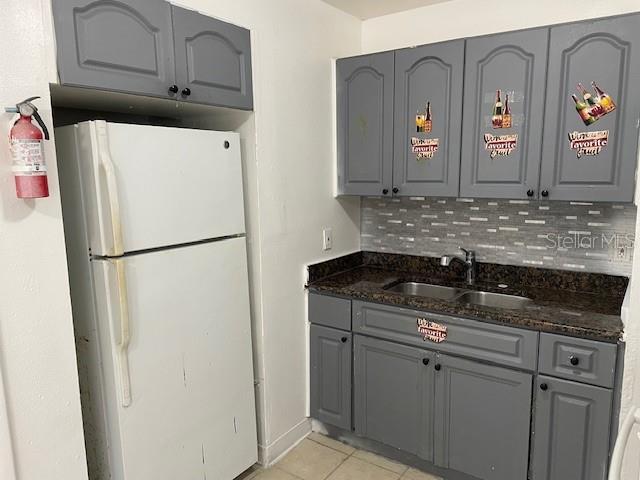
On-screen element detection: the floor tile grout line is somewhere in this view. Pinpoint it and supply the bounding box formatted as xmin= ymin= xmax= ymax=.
xmin=321 ymin=453 xmax=351 ymax=480
xmin=307 ymin=434 xmax=410 ymax=477
xmin=306 ymin=434 xmax=357 ymax=457
xmin=352 ymin=450 xmax=409 ymax=476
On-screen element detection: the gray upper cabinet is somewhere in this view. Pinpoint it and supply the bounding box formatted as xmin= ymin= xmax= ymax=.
xmin=52 ymin=0 xmax=254 ymax=109
xmin=52 ymin=0 xmax=176 ymax=98
xmin=393 ymin=41 xmax=465 ymax=197
xmin=171 ymin=6 xmax=253 ymax=109
xmin=336 ymin=53 xmax=395 ymax=196
xmin=532 ymin=375 xmax=613 ymax=480
xmin=540 ymin=14 xmax=640 ymax=201
xmin=354 ymin=335 xmax=435 ymax=461
xmin=310 ymin=325 xmax=352 ymax=430
xmin=460 ymin=29 xmax=549 ymax=199
xmin=434 ymin=354 xmax=532 ymax=480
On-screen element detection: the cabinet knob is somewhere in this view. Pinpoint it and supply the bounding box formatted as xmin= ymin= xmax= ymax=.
xmin=569 ymin=356 xmax=580 ymax=366
xmin=541 ymin=190 xmax=549 ymax=198
xmin=422 ymin=358 xmax=430 ymax=366
xmin=182 ymin=87 xmax=192 ymax=96
xmin=224 ymin=141 xmax=230 ymax=149
xmin=168 ymin=84 xmax=179 ymax=94
xmin=540 ymin=383 xmax=548 ymax=391
xmin=527 ymin=189 xmax=534 ymax=197
xmin=341 ymin=337 xmax=348 ymax=343
xmin=434 ymin=363 xmax=442 ymax=371
xmin=382 ymin=188 xmax=389 ymax=195
xmin=392 ymin=187 xmax=399 ymax=194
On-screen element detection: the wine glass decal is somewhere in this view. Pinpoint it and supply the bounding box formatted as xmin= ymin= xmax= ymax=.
xmin=572 ymin=82 xmax=616 ymax=126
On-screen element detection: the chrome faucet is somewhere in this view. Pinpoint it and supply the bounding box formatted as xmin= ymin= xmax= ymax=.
xmin=441 ymin=247 xmax=477 ymax=285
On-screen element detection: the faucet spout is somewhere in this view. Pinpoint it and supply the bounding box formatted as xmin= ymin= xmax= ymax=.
xmin=440 ymin=247 xmax=476 ymax=285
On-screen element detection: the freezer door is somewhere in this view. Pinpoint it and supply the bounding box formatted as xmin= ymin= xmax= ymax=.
xmin=71 ymin=121 xmax=246 ymax=256
xmin=92 ymin=238 xmax=257 ymax=480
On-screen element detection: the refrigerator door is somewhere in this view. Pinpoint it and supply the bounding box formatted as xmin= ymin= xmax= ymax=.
xmin=92 ymin=238 xmax=257 ymax=480
xmin=70 ymin=121 xmax=245 ymax=256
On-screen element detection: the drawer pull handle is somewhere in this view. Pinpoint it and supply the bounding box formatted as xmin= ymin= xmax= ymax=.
xmin=341 ymin=337 xmax=348 ymax=343
xmin=434 ymin=363 xmax=442 ymax=371
xmin=540 ymin=383 xmax=548 ymax=391
xmin=422 ymin=358 xmax=430 ymax=366
xmin=569 ymin=356 xmax=580 ymax=366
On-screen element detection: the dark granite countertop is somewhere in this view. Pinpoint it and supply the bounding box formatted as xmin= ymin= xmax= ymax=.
xmin=307 ymin=252 xmax=627 ymax=343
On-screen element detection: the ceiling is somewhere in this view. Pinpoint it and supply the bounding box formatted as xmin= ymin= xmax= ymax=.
xmin=321 ymin=0 xmax=452 ymax=20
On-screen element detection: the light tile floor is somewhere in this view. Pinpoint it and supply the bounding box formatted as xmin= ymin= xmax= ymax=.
xmin=235 ymin=433 xmax=443 ymax=480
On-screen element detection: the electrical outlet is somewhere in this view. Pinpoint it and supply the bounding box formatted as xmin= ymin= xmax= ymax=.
xmin=612 ymin=244 xmax=631 ymax=263
xmin=323 ymin=228 xmax=333 ymax=251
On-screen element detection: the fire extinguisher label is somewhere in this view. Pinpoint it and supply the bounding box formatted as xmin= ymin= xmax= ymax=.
xmin=10 ymin=139 xmax=47 ymax=175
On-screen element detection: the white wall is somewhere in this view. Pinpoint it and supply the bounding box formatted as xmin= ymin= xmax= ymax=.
xmin=0 ymin=1 xmax=88 ymax=479
xmin=1 ymin=0 xmax=361 ymax=474
xmin=169 ymin=0 xmax=362 ymax=462
xmin=362 ymin=0 xmax=640 ymax=52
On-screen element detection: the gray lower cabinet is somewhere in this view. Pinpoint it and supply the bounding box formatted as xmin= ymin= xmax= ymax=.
xmin=393 ymin=41 xmax=465 ymax=197
xmin=52 ymin=0 xmax=176 ymax=98
xmin=354 ymin=335 xmax=435 ymax=461
xmin=310 ymin=295 xmax=617 ymax=480
xmin=336 ymin=53 xmax=395 ymax=196
xmin=532 ymin=375 xmax=613 ymax=480
xmin=460 ymin=28 xmax=548 ymax=199
xmin=310 ymin=325 xmax=352 ymax=430
xmin=171 ymin=6 xmax=253 ymax=110
xmin=434 ymin=353 xmax=532 ymax=480
xmin=540 ymin=14 xmax=640 ymax=202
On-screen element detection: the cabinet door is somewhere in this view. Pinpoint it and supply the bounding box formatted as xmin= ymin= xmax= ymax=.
xmin=336 ymin=53 xmax=394 ymax=196
xmin=171 ymin=6 xmax=253 ymax=110
xmin=310 ymin=325 xmax=352 ymax=430
xmin=434 ymin=354 xmax=532 ymax=480
xmin=540 ymin=14 xmax=640 ymax=201
xmin=532 ymin=375 xmax=613 ymax=480
xmin=354 ymin=335 xmax=435 ymax=461
xmin=52 ymin=0 xmax=176 ymax=98
xmin=460 ymin=29 xmax=548 ymax=199
xmin=393 ymin=41 xmax=464 ymax=197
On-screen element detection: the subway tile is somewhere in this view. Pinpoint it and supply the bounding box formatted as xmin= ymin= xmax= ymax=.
xmin=361 ymin=197 xmax=634 ymax=276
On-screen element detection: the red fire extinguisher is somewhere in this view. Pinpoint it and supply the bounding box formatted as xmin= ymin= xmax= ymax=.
xmin=6 ymin=96 xmax=50 ymax=198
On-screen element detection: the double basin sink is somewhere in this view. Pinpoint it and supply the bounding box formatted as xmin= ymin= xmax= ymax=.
xmin=385 ymin=281 xmax=532 ymax=310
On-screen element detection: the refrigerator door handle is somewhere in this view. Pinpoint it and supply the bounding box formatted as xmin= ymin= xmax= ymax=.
xmin=97 ymin=123 xmax=124 ymax=256
xmin=110 ymin=259 xmax=132 ymax=407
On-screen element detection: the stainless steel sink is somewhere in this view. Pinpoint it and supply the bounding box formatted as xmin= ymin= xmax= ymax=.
xmin=385 ymin=282 xmax=466 ymax=301
xmin=385 ymin=281 xmax=533 ymax=310
xmin=457 ymin=291 xmax=532 ymax=310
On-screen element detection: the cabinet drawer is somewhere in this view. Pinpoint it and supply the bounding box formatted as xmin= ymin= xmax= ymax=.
xmin=309 ymin=293 xmax=351 ymax=331
xmin=353 ymin=301 xmax=538 ymax=370
xmin=538 ymin=333 xmax=617 ymax=388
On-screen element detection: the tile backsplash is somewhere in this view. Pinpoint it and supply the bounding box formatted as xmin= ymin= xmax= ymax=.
xmin=361 ymin=196 xmax=636 ymax=276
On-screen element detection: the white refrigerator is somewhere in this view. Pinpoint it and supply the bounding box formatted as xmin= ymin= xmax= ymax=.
xmin=56 ymin=121 xmax=257 ymax=480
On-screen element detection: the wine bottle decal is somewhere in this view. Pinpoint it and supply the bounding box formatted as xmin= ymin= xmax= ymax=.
xmin=491 ymin=90 xmax=503 ymax=128
xmin=572 ymin=94 xmax=595 ymax=126
xmin=411 ymin=100 xmax=438 ymax=160
xmin=502 ymin=94 xmax=512 ymax=129
xmin=571 ymin=81 xmax=616 ymax=126
xmin=424 ymin=102 xmax=432 ymax=133
xmin=415 ymin=102 xmax=433 ymax=133
xmin=592 ymin=81 xmax=616 ymax=114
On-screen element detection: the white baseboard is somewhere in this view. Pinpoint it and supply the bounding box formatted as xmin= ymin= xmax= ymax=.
xmin=257 ymin=418 xmax=311 ymax=467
